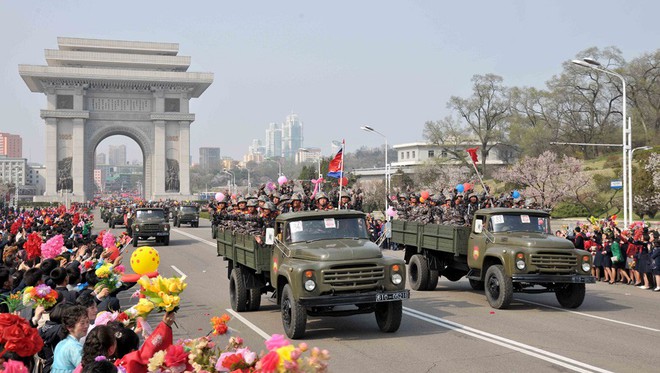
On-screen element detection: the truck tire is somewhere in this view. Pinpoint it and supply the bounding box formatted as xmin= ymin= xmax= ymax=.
xmin=163 ymin=236 xmax=170 ymax=246
xmin=132 ymin=236 xmax=138 ymax=247
xmin=484 ymin=265 xmax=513 ymax=309
xmin=281 ymin=284 xmax=306 ymax=339
xmin=212 ymin=227 xmax=217 ymax=239
xmin=555 ymin=283 xmax=585 ymax=309
xmin=469 ymin=279 xmax=485 ymax=290
xmin=230 ymin=268 xmax=249 ymax=312
xmin=409 ymin=254 xmax=430 ymax=291
xmin=248 ymin=288 xmax=262 ymax=311
xmin=427 ymin=270 xmax=439 ymax=290
xmin=375 ymin=300 xmax=403 ymax=333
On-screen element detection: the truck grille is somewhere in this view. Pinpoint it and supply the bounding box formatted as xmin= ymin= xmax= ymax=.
xmin=530 ymin=252 xmax=577 ymax=272
xmin=141 ymin=223 xmax=162 ymax=232
xmin=323 ymin=264 xmax=384 ymax=290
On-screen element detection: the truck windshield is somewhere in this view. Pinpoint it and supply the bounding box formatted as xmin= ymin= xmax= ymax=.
xmin=489 ymin=214 xmax=550 ymax=234
xmin=182 ymin=207 xmax=197 ymax=213
xmin=136 ymin=210 xmax=165 ymax=219
xmin=287 ymin=217 xmax=369 ymax=243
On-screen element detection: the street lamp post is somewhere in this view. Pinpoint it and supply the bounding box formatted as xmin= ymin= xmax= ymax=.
xmin=299 ymin=148 xmax=322 ymax=178
xmin=223 ymin=170 xmax=235 ymax=195
xmin=629 ymin=145 xmax=652 ymax=221
xmin=572 ymin=58 xmax=629 ymax=226
xmin=265 ymin=158 xmax=282 ymax=177
xmin=360 ymin=125 xmax=390 ymax=217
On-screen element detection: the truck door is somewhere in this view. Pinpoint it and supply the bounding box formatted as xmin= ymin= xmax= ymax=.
xmin=271 ymin=222 xmax=287 ymax=286
xmin=468 ymin=214 xmax=488 ymax=269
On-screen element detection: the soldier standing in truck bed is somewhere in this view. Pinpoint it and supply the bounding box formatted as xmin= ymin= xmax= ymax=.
xmin=429 ymin=195 xmax=444 ymax=224
xmin=465 ymin=193 xmax=481 ymax=226
xmin=255 ymin=202 xmax=277 ymax=245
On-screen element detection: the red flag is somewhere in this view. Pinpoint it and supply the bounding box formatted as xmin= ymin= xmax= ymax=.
xmin=327 ymin=148 xmax=343 ymax=178
xmin=466 ymin=147 xmax=479 ymax=164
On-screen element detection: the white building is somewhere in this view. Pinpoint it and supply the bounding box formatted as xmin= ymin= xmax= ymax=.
xmin=27 ymin=163 xmax=46 ymax=196
xmin=0 ymin=156 xmax=27 ymax=186
xmin=265 ymin=123 xmax=282 ymax=158
xmin=295 ymin=147 xmax=321 ymax=165
xmin=282 ymin=113 xmax=303 ymax=160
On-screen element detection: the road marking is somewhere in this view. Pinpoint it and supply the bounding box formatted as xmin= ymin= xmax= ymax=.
xmin=403 ymin=307 xmax=612 ymax=373
xmin=169 ymin=229 xmax=271 ymax=340
xmin=171 ymin=265 xmax=186 ymax=278
xmin=226 ymin=308 xmax=272 ymax=340
xmin=515 ymin=298 xmax=660 ymax=333
xmin=172 ymin=228 xmax=216 ymax=247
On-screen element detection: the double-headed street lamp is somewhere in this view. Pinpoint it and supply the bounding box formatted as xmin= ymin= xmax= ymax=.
xmin=223 ymin=169 xmax=235 ymax=196
xmin=360 ymin=125 xmax=390 ymax=217
xmin=572 ymin=57 xmax=629 ymax=226
xmin=299 ymin=148 xmax=322 ymax=178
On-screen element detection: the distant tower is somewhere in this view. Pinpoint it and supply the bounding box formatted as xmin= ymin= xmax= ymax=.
xmin=282 ymin=113 xmax=303 ymax=160
xmin=199 ymin=147 xmax=221 ymax=170
xmin=0 ymin=132 xmax=23 ymax=158
xmin=265 ymin=122 xmax=282 ymax=158
xmin=108 ymin=145 xmax=127 ymax=166
xmin=96 ymin=152 xmax=106 ymax=165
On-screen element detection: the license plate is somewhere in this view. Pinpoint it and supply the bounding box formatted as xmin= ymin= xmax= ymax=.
xmin=156 ymin=232 xmax=169 ymax=236
xmin=376 ymin=291 xmax=409 ymax=302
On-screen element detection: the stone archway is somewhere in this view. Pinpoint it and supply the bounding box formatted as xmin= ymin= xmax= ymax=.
xmin=85 ymin=123 xmax=153 ymax=199
xmin=20 ymin=37 xmax=213 ymax=202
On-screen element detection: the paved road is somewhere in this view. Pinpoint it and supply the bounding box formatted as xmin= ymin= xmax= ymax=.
xmin=103 ymin=213 xmax=658 ymax=373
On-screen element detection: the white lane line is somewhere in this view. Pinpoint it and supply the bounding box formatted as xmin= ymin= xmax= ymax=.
xmin=172 ymin=228 xmax=216 ymax=247
xmin=226 ymin=308 xmax=271 ymax=340
xmin=171 ymin=265 xmax=186 ymax=278
xmin=515 ymin=298 xmax=660 ymax=333
xmin=169 ymin=229 xmax=271 ymax=340
xmin=403 ymin=307 xmax=612 ymax=373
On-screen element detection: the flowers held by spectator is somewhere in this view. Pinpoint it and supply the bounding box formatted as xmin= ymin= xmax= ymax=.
xmin=210 ymin=314 xmax=230 ymax=336
xmin=1 ymin=360 xmax=29 ymax=373
xmin=138 ymin=275 xmax=187 ymax=313
xmin=22 ymin=284 xmax=59 ymax=308
xmin=134 ymin=298 xmax=155 ymax=317
xmin=0 ymin=313 xmax=44 ymax=358
xmin=0 ymin=292 xmax=25 ymax=313
xmin=41 ymin=234 xmax=65 ymax=259
xmin=24 ymin=232 xmax=42 ymax=261
xmin=95 ymin=263 xmax=123 ymax=292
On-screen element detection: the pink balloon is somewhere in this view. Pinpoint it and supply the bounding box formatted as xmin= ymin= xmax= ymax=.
xmin=278 ymin=175 xmax=288 ymax=185
xmin=266 ymin=182 xmax=275 ymax=191
xmin=386 ymin=207 xmax=397 ymax=217
xmin=390 ymin=195 xmax=397 ymax=201
xmin=231 ymin=194 xmax=237 ymax=199
xmin=215 ymin=192 xmax=225 ymax=202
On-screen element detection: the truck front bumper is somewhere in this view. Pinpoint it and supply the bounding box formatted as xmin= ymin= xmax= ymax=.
xmin=511 ymin=274 xmax=596 ymax=284
xmin=298 ymin=290 xmax=410 ymax=307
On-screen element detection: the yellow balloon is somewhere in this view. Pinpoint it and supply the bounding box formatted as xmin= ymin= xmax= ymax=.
xmin=130 ymin=246 xmax=160 ymax=275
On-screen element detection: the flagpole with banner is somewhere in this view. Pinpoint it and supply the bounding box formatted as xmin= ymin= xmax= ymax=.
xmin=338 ymin=139 xmax=345 ymax=209
xmin=466 ymin=147 xmax=488 ymax=196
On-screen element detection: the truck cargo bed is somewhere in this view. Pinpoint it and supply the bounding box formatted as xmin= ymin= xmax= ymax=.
xmin=216 ymin=229 xmax=272 ymax=273
xmin=391 ymin=220 xmax=470 ymax=256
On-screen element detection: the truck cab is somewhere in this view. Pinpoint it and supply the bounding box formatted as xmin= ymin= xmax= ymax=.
xmin=173 ymin=205 xmax=199 ymax=227
xmin=132 ymin=208 xmax=170 ymax=246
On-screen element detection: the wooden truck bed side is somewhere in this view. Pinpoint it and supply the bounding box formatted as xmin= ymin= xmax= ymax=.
xmin=217 ymin=228 xmax=271 ymax=274
xmin=391 ymin=220 xmax=470 ymax=256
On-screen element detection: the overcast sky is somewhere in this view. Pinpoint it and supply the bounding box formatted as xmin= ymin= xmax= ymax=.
xmin=1 ymin=0 xmax=657 ymax=163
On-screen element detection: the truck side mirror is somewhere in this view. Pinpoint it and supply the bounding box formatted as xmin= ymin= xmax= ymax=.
xmin=474 ymin=219 xmax=483 ymax=234
xmin=265 ymin=228 xmax=275 ymax=245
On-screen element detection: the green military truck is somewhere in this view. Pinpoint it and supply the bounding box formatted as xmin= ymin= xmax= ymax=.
xmin=216 ymin=209 xmax=409 ymax=339
xmin=132 ymin=208 xmax=171 ymax=247
xmin=392 ymin=208 xmax=595 ymax=309
xmin=173 ymin=205 xmax=200 ymax=227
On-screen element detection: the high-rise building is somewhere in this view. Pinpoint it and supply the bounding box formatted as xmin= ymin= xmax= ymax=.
xmin=282 ymin=113 xmax=303 ymax=160
xmin=0 ymin=133 xmax=22 ymax=158
xmin=248 ymin=139 xmax=266 ymax=156
xmin=96 ymin=152 xmax=107 ymax=165
xmin=108 ymin=145 xmax=127 ymax=166
xmin=265 ymin=123 xmax=282 ymax=158
xmin=199 ymin=147 xmax=221 ymax=170
xmin=0 ymin=157 xmax=27 ymax=186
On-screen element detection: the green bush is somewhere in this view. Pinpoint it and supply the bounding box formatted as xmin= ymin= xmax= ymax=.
xmin=551 ymin=202 xmax=589 ymax=219
xmin=200 ymin=211 xmax=210 ymax=220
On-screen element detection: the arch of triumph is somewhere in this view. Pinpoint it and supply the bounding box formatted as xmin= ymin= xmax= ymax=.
xmin=19 ymin=37 xmax=213 ymax=202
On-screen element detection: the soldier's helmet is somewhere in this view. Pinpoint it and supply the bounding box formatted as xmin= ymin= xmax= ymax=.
xmin=398 ymin=193 xmax=408 ymax=200
xmin=279 ymin=194 xmax=291 ymax=203
xmin=316 ymin=192 xmax=329 ymax=201
xmin=258 ymin=195 xmax=269 ymax=203
xmin=263 ymin=202 xmax=277 ymax=211
xmin=247 ymin=199 xmax=258 ymax=207
xmin=340 ymin=191 xmax=351 ymax=198
xmin=237 ymin=197 xmax=247 ymax=205
xmin=291 ymin=193 xmax=302 ymax=201
xmin=468 ymin=193 xmax=478 ymax=201
xmin=271 ymin=192 xmax=281 ymax=199
xmin=246 ymin=194 xmax=257 ymax=200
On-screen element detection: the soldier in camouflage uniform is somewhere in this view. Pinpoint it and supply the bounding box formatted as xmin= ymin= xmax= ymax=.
xmin=315 ymin=192 xmax=333 ymax=211
xmin=465 ymin=193 xmax=481 ymax=226
xmin=289 ymin=193 xmax=306 ymax=212
xmin=338 ymin=191 xmax=353 ymax=210
xmin=254 ymin=202 xmax=277 ymax=245
xmin=429 ymin=195 xmax=444 ymax=224
xmin=394 ymin=193 xmax=409 ymax=220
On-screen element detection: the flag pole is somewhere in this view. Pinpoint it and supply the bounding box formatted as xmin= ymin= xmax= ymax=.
xmin=338 ymin=139 xmax=345 ymax=209
xmin=466 ymin=148 xmax=488 ymax=196
xmin=471 ymin=161 xmax=488 ymax=196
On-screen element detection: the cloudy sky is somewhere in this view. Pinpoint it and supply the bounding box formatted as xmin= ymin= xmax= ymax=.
xmin=1 ymin=0 xmax=657 ymax=163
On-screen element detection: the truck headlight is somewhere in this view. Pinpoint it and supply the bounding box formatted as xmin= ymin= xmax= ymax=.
xmin=134 ymin=226 xmax=139 ymax=232
xmin=164 ymin=225 xmax=169 ymax=231
xmin=515 ymin=252 xmax=526 ymax=270
xmin=304 ymin=280 xmax=316 ymax=291
xmin=391 ymin=273 xmax=403 ymax=285
xmin=581 ymin=255 xmax=591 ymax=272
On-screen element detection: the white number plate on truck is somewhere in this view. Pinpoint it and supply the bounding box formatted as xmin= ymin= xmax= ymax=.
xmin=376 ymin=291 xmax=409 ymax=302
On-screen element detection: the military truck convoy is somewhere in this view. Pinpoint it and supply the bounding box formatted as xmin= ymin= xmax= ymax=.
xmin=391 ymin=208 xmax=595 ymax=309
xmin=172 ymin=205 xmax=200 ymax=227
xmin=131 ymin=208 xmax=171 ymax=246
xmin=216 ymin=209 xmax=409 ymax=339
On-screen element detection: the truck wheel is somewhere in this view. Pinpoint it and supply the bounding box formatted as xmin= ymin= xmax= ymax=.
xmin=409 ymin=255 xmax=430 ymax=291
xmin=163 ymin=236 xmax=170 ymax=246
xmin=212 ymin=227 xmax=217 ymax=239
xmin=427 ymin=270 xmax=439 ymax=290
xmin=469 ymin=279 xmax=485 ymax=291
xmin=375 ymin=300 xmax=403 ymax=333
xmin=108 ymin=222 xmax=112 ymax=228
xmin=555 ymin=283 xmax=585 ymax=309
xmin=485 ymin=265 xmax=513 ymax=309
xmin=281 ymin=284 xmax=306 ymax=339
xmin=248 ymin=288 xmax=262 ymax=311
xmin=230 ymin=268 xmax=249 ymax=312
xmin=132 ymin=236 xmax=138 ymax=247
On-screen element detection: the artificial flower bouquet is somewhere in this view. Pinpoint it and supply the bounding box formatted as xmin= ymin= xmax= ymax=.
xmin=95 ymin=263 xmax=124 ymax=292
xmin=22 ymin=284 xmax=58 ymax=309
xmin=0 ymin=292 xmax=26 ymax=313
xmin=137 ymin=275 xmax=187 ymax=314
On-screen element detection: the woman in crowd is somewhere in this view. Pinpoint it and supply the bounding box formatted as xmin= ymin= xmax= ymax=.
xmin=651 ymin=232 xmax=660 ymax=291
xmin=74 ymin=325 xmax=117 ymax=373
xmin=51 ymin=305 xmax=89 ymax=373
